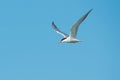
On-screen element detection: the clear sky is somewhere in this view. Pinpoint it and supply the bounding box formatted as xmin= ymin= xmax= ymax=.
xmin=0 ymin=0 xmax=120 ymax=80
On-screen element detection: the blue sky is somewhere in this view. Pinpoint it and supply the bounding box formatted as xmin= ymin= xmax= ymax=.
xmin=0 ymin=0 xmax=120 ymax=80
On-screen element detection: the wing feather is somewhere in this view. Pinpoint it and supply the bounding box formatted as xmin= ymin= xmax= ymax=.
xmin=52 ymin=22 xmax=69 ymax=38
xmin=70 ymin=9 xmax=92 ymax=38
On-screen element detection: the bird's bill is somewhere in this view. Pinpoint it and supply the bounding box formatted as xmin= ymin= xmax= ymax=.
xmin=58 ymin=41 xmax=62 ymax=44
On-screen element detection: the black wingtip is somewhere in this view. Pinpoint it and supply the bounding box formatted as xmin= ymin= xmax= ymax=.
xmin=52 ymin=21 xmax=57 ymax=28
xmin=89 ymin=9 xmax=93 ymax=12
xmin=83 ymin=9 xmax=93 ymax=18
xmin=52 ymin=21 xmax=54 ymax=24
xmin=87 ymin=9 xmax=93 ymax=15
xmin=90 ymin=9 xmax=93 ymax=11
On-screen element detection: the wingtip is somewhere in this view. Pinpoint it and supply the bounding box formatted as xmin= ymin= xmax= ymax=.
xmin=90 ymin=9 xmax=93 ymax=11
xmin=52 ymin=21 xmax=54 ymax=24
xmin=90 ymin=9 xmax=93 ymax=12
xmin=84 ymin=9 xmax=93 ymax=16
xmin=52 ymin=21 xmax=57 ymax=29
xmin=88 ymin=9 xmax=93 ymax=14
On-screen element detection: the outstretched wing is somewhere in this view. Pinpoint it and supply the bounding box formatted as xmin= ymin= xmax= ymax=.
xmin=70 ymin=9 xmax=92 ymax=38
xmin=52 ymin=22 xmax=69 ymax=38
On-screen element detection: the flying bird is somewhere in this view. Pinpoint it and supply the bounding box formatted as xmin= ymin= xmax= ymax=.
xmin=52 ymin=9 xmax=92 ymax=43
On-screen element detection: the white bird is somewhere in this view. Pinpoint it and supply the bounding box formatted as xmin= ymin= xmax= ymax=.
xmin=52 ymin=9 xmax=92 ymax=43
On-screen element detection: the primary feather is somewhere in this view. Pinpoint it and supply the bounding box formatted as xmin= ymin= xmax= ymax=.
xmin=70 ymin=9 xmax=92 ymax=38
xmin=52 ymin=22 xmax=69 ymax=38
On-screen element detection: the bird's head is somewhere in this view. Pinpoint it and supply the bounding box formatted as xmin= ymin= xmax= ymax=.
xmin=58 ymin=38 xmax=66 ymax=43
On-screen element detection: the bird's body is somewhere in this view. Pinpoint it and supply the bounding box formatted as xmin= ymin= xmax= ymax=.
xmin=61 ymin=37 xmax=79 ymax=43
xmin=52 ymin=9 xmax=92 ymax=43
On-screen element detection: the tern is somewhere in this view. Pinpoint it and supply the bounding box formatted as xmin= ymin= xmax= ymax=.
xmin=52 ymin=9 xmax=92 ymax=43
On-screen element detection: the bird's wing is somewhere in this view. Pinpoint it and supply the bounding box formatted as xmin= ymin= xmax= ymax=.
xmin=70 ymin=9 xmax=92 ymax=38
xmin=52 ymin=22 xmax=69 ymax=38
